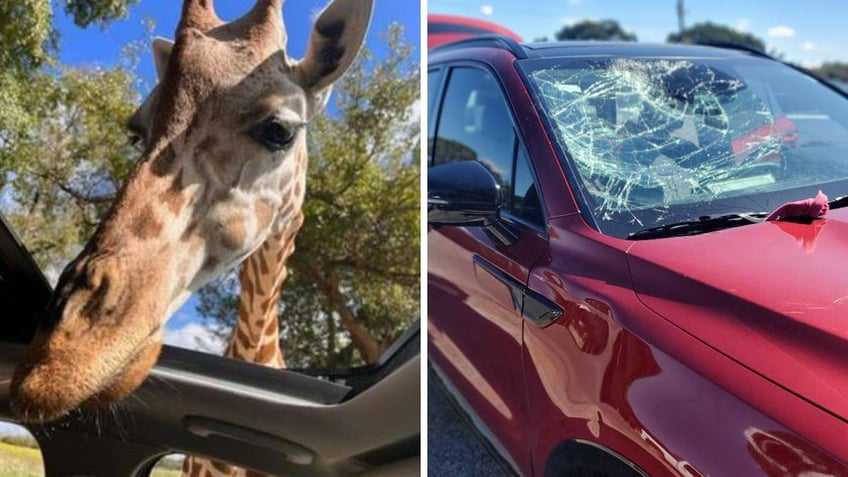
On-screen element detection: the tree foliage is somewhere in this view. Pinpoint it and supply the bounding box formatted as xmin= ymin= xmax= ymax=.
xmin=0 ymin=0 xmax=137 ymax=73
xmin=0 ymin=0 xmax=142 ymax=280
xmin=555 ymin=19 xmax=637 ymax=42
xmin=0 ymin=66 xmax=140 ymax=278
xmin=667 ymin=22 xmax=766 ymax=52
xmin=198 ymin=25 xmax=420 ymax=368
xmin=813 ymin=62 xmax=848 ymax=82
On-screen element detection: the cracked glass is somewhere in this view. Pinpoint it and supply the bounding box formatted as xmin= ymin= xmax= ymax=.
xmin=522 ymin=56 xmax=848 ymax=237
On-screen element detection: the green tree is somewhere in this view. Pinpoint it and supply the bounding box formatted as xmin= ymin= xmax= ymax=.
xmin=0 ymin=1 xmax=143 ymax=278
xmin=813 ymin=62 xmax=848 ymax=82
xmin=0 ymin=0 xmax=138 ymax=73
xmin=198 ymin=25 xmax=420 ymax=368
xmin=555 ymin=19 xmax=637 ymax=42
xmin=1 ymin=66 xmax=140 ymax=277
xmin=667 ymin=22 xmax=766 ymax=52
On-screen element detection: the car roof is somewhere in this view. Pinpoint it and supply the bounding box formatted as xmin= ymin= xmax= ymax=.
xmin=524 ymin=41 xmax=761 ymax=58
xmin=429 ymin=35 xmax=770 ymax=63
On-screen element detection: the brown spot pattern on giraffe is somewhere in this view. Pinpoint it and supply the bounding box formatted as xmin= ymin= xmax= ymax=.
xmin=255 ymin=199 xmax=276 ymax=232
xmin=131 ymin=204 xmax=164 ymax=239
xmin=220 ymin=215 xmax=248 ymax=250
xmin=165 ymin=168 xmax=187 ymax=214
xmin=210 ymin=459 xmax=232 ymax=473
xmin=202 ymin=255 xmax=219 ymax=271
xmin=255 ymin=338 xmax=280 ymax=364
xmin=235 ymin=324 xmax=252 ymax=348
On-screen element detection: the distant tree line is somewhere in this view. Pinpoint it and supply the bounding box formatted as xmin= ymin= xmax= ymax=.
xmin=543 ymin=18 xmax=848 ymax=82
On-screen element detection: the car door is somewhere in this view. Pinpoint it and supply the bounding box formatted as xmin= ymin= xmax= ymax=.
xmin=428 ymin=63 xmax=550 ymax=474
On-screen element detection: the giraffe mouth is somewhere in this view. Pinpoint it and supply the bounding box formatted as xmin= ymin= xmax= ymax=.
xmin=10 ymin=329 xmax=165 ymax=423
xmin=9 ymin=293 xmax=169 ymax=424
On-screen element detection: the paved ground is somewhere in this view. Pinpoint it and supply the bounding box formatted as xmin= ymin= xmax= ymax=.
xmin=427 ymin=369 xmax=511 ymax=476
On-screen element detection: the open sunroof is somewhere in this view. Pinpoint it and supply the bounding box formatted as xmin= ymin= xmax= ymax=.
xmin=0 ymin=213 xmax=51 ymax=343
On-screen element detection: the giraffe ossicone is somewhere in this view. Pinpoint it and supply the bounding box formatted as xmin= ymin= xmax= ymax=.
xmin=10 ymin=0 xmax=374 ymax=424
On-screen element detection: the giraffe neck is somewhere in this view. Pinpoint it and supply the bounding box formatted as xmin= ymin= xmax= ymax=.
xmin=180 ymin=215 xmax=302 ymax=477
xmin=224 ymin=212 xmax=303 ymax=369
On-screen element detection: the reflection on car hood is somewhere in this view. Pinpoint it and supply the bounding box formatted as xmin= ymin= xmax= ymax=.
xmin=626 ymin=208 xmax=848 ymax=421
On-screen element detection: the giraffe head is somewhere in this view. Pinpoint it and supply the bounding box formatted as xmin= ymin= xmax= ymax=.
xmin=10 ymin=0 xmax=373 ymax=423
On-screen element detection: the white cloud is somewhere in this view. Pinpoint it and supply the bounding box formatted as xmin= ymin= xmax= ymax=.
xmin=164 ymin=323 xmax=227 ymax=354
xmin=735 ymin=18 xmax=751 ymax=33
xmin=480 ymin=5 xmax=494 ymax=15
xmin=801 ymin=59 xmax=822 ymax=69
xmin=802 ymin=41 xmax=817 ymax=51
xmin=767 ymin=25 xmax=795 ymax=38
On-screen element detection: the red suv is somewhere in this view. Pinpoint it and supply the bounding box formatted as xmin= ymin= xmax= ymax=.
xmin=428 ymin=37 xmax=848 ymax=476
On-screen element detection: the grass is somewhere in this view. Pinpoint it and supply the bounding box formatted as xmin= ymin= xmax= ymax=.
xmin=150 ymin=468 xmax=182 ymax=477
xmin=0 ymin=441 xmax=44 ymax=477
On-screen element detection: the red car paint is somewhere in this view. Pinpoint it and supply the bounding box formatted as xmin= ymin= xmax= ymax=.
xmin=427 ymin=14 xmax=523 ymax=49
xmin=429 ymin=43 xmax=848 ymax=476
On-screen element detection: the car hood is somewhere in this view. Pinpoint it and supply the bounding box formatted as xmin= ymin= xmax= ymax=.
xmin=626 ymin=208 xmax=848 ymax=421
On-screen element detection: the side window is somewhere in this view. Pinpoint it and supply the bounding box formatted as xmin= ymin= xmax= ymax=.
xmin=513 ymin=145 xmax=544 ymax=226
xmin=433 ymin=67 xmax=545 ymax=227
xmin=427 ymin=68 xmax=443 ymax=166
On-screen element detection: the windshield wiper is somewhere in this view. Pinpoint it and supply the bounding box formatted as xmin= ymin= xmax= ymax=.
xmin=828 ymin=195 xmax=848 ymax=210
xmin=627 ymin=212 xmax=768 ymax=240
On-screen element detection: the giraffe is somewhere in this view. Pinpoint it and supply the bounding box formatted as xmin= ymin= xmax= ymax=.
xmin=179 ymin=218 xmax=302 ymax=477
xmin=9 ymin=0 xmax=374 ymax=428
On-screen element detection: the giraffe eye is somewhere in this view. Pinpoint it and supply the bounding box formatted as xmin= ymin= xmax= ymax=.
xmin=253 ymin=119 xmax=296 ymax=151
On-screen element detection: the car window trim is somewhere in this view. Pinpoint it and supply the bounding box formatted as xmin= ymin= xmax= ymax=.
xmin=514 ymin=57 xmax=601 ymax=233
xmin=427 ymin=66 xmax=446 ymax=167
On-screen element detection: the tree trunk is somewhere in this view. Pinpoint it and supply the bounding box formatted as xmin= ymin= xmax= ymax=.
xmin=325 ymin=306 xmax=336 ymax=367
xmin=318 ymin=274 xmax=383 ymax=364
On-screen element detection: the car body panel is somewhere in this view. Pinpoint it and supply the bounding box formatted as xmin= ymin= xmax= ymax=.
xmin=524 ymin=215 xmax=848 ymax=476
xmin=428 ymin=223 xmax=545 ymax=475
xmin=627 ymin=208 xmax=848 ymax=423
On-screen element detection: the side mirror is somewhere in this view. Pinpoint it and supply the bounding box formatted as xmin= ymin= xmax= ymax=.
xmin=428 ymin=161 xmax=517 ymax=245
xmin=428 ymin=161 xmax=500 ymax=226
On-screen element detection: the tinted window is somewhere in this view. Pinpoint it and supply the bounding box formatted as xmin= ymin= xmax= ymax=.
xmin=433 ymin=67 xmax=544 ymax=227
xmin=428 ymin=69 xmax=443 ymax=116
xmin=428 ymin=69 xmax=443 ymax=166
xmin=433 ymin=68 xmax=515 ymax=193
xmin=513 ymin=145 xmax=544 ymax=226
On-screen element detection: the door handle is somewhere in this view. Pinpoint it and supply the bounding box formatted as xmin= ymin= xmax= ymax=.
xmin=522 ymin=288 xmax=563 ymax=328
xmin=472 ymin=255 xmax=563 ymax=328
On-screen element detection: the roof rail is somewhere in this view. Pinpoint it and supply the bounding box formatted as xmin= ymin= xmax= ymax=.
xmin=695 ymin=41 xmax=775 ymax=60
xmin=431 ymin=34 xmax=530 ymax=59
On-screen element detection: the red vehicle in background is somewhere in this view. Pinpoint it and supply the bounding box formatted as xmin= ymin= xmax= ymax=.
xmin=428 ymin=37 xmax=848 ymax=476
xmin=428 ymin=14 xmax=522 ymax=49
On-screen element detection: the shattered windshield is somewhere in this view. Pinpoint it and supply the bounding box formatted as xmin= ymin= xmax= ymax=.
xmin=522 ymin=55 xmax=848 ymax=237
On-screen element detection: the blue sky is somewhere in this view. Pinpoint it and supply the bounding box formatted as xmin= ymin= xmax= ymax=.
xmin=428 ymin=0 xmax=848 ymax=67
xmin=55 ymin=0 xmax=421 ymax=88
xmin=49 ymin=1 xmax=421 ymax=347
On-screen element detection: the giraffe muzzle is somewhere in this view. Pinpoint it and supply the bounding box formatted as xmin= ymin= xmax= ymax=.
xmin=10 ymin=256 xmax=169 ymax=423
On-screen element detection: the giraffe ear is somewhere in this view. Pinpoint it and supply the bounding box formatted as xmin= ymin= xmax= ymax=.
xmin=295 ymin=0 xmax=373 ymax=95
xmin=152 ymin=37 xmax=174 ymax=82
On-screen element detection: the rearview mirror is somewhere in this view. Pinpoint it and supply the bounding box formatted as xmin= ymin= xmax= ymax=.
xmin=428 ymin=161 xmax=517 ymax=245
